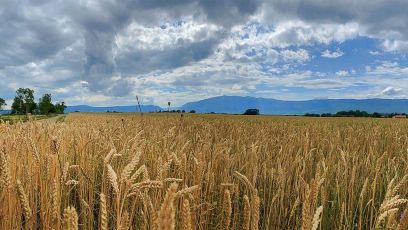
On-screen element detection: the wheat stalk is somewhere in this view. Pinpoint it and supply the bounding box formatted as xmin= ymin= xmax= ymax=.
xmin=397 ymin=208 xmax=408 ymax=230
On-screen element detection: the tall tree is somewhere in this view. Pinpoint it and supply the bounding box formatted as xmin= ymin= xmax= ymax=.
xmin=11 ymin=88 xmax=36 ymax=114
xmin=54 ymin=102 xmax=67 ymax=114
xmin=38 ymin=94 xmax=55 ymax=115
xmin=11 ymin=96 xmax=23 ymax=114
xmin=0 ymin=98 xmax=6 ymax=111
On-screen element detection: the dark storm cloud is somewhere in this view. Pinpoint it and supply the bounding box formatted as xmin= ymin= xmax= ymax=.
xmin=116 ymin=38 xmax=220 ymax=75
xmin=261 ymin=0 xmax=408 ymax=40
xmin=197 ymin=0 xmax=261 ymax=27
xmin=0 ymin=0 xmax=76 ymax=68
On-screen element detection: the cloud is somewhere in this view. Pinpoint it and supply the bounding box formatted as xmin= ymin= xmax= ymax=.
xmin=321 ymin=48 xmax=344 ymax=58
xmin=369 ymin=50 xmax=381 ymax=56
xmin=281 ymin=49 xmax=310 ymax=63
xmin=335 ymin=70 xmax=348 ymax=77
xmin=259 ymin=1 xmax=408 ymax=53
xmin=367 ymin=61 xmax=408 ymax=76
xmin=380 ymin=87 xmax=404 ymax=97
xmin=0 ymin=0 xmax=77 ymax=68
xmin=381 ymin=40 xmax=408 ymax=53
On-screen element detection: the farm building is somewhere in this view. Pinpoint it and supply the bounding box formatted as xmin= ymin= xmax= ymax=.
xmin=393 ymin=115 xmax=407 ymax=118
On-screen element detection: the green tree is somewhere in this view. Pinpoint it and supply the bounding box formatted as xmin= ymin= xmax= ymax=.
xmin=243 ymin=108 xmax=260 ymax=115
xmin=11 ymin=88 xmax=36 ymax=114
xmin=0 ymin=98 xmax=6 ymax=111
xmin=54 ymin=102 xmax=67 ymax=114
xmin=38 ymin=94 xmax=55 ymax=115
xmin=11 ymin=96 xmax=22 ymax=114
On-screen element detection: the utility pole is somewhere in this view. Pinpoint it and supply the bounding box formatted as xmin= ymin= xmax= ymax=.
xmin=136 ymin=96 xmax=142 ymax=113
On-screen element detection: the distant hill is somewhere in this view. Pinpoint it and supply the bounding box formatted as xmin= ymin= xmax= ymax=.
xmin=0 ymin=110 xmax=11 ymax=115
xmin=66 ymin=105 xmax=162 ymax=113
xmin=180 ymin=96 xmax=408 ymax=115
xmin=5 ymin=96 xmax=408 ymax=115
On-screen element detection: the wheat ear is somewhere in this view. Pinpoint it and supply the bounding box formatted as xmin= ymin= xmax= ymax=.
xmin=376 ymin=208 xmax=399 ymax=228
xmin=63 ymin=206 xmax=79 ymax=230
xmin=0 ymin=150 xmax=11 ymax=189
xmin=100 ymin=193 xmax=108 ymax=230
xmin=121 ymin=151 xmax=142 ymax=182
xmin=106 ymin=164 xmax=119 ymax=194
xmin=222 ymin=188 xmax=232 ymax=230
xmin=242 ymin=195 xmax=251 ymax=230
xmin=16 ymin=180 xmax=32 ymax=221
xmin=119 ymin=211 xmax=130 ymax=230
xmin=181 ymin=198 xmax=192 ymax=230
xmin=251 ymin=192 xmax=260 ymax=230
xmin=51 ymin=180 xmax=60 ymax=223
xmin=311 ymin=205 xmax=323 ymax=230
xmin=157 ymin=183 xmax=178 ymax=230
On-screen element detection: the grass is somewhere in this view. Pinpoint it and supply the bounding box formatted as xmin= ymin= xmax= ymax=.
xmin=0 ymin=114 xmax=58 ymax=123
xmin=0 ymin=113 xmax=408 ymax=229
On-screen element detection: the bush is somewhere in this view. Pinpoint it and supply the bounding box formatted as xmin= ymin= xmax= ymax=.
xmin=243 ymin=108 xmax=260 ymax=115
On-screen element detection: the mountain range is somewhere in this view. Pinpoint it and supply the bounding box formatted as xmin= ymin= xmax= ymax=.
xmin=2 ymin=96 xmax=408 ymax=115
xmin=180 ymin=96 xmax=408 ymax=114
xmin=65 ymin=105 xmax=162 ymax=113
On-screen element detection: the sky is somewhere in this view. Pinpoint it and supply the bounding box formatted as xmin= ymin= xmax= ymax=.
xmin=1 ymin=0 xmax=408 ymax=108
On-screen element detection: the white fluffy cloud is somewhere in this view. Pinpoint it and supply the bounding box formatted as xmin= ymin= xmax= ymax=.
xmin=335 ymin=70 xmax=348 ymax=77
xmin=281 ymin=49 xmax=310 ymax=62
xmin=381 ymin=87 xmax=403 ymax=96
xmin=322 ymin=48 xmax=344 ymax=58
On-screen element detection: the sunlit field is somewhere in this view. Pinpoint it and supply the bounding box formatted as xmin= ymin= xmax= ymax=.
xmin=1 ymin=113 xmax=408 ymax=229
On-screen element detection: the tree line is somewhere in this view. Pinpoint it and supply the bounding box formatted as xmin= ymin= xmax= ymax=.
xmin=304 ymin=110 xmax=406 ymax=118
xmin=0 ymin=88 xmax=66 ymax=115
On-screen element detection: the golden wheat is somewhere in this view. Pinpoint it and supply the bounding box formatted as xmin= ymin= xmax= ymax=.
xmin=0 ymin=113 xmax=408 ymax=229
xmin=181 ymin=198 xmax=192 ymax=230
xmin=157 ymin=182 xmax=178 ymax=230
xmin=100 ymin=193 xmax=108 ymax=230
xmin=16 ymin=179 xmax=32 ymax=221
xmin=63 ymin=206 xmax=78 ymax=230
xmin=242 ymin=195 xmax=251 ymax=230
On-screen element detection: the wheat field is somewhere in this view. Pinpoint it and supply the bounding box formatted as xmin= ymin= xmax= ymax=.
xmin=1 ymin=113 xmax=408 ymax=229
